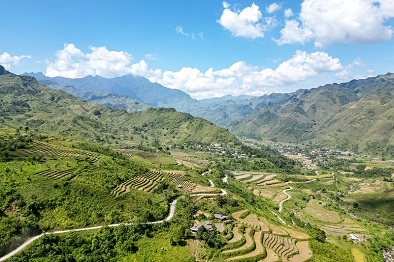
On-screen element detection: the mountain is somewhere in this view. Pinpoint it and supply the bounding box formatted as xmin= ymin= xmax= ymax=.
xmin=24 ymin=72 xmax=196 ymax=108
xmin=2 ymin=66 xmax=238 ymax=149
xmin=23 ymin=71 xmax=394 ymax=156
xmin=25 ymin=72 xmax=297 ymax=127
xmin=229 ymin=74 xmax=394 ymax=156
xmin=46 ymin=84 xmax=150 ymax=113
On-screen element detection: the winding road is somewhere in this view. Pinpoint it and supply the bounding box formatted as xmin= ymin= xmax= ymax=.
xmin=278 ymin=186 xmax=293 ymax=212
xmin=0 ymin=182 xmax=227 ymax=261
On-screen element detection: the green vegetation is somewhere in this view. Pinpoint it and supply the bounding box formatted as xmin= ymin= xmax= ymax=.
xmin=229 ymin=74 xmax=394 ymax=157
xmin=0 ymin=69 xmax=238 ymax=151
xmin=1 ymin=68 xmax=394 ymax=261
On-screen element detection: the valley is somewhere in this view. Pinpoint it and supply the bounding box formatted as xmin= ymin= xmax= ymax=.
xmin=0 ymin=67 xmax=393 ymax=261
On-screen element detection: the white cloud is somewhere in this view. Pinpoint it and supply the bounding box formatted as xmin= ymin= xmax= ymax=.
xmin=274 ymin=20 xmax=313 ymax=45
xmin=266 ymin=3 xmax=280 ymax=14
xmin=244 ymin=51 xmax=342 ymax=87
xmin=145 ymin=53 xmax=158 ymax=60
xmin=276 ymin=0 xmax=394 ymax=47
xmin=149 ymin=51 xmax=344 ymax=99
xmin=175 ymin=26 xmax=188 ymax=36
xmin=0 ymin=52 xmax=31 ymax=70
xmin=45 ymin=44 xmax=358 ymax=99
xmin=46 ymin=43 xmax=152 ymax=78
xmin=176 ymin=26 xmax=204 ymax=40
xmin=284 ymin=8 xmax=294 ymax=18
xmin=336 ymin=58 xmax=374 ymax=81
xmin=218 ymin=1 xmax=265 ymax=39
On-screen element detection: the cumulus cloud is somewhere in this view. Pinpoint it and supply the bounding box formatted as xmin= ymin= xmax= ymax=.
xmin=0 ymin=52 xmax=31 ymax=69
xmin=218 ymin=1 xmax=265 ymax=39
xmin=244 ymin=51 xmax=342 ymax=87
xmin=266 ymin=3 xmax=280 ymax=13
xmin=46 ymin=43 xmax=151 ymax=78
xmin=149 ymin=51 xmax=344 ymax=99
xmin=275 ymin=0 xmax=394 ymax=47
xmin=45 ymin=44 xmax=357 ymax=99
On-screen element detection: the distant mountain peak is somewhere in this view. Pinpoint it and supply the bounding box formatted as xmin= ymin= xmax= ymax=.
xmin=0 ymin=65 xmax=11 ymax=76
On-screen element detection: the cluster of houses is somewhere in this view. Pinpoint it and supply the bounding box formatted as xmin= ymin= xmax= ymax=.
xmin=190 ymin=213 xmax=231 ymax=232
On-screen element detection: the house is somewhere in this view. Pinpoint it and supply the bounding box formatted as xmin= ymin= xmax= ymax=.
xmin=190 ymin=221 xmax=214 ymax=232
xmin=214 ymin=214 xmax=228 ymax=221
xmin=190 ymin=224 xmax=202 ymax=232
xmin=204 ymin=221 xmax=213 ymax=230
xmin=349 ymin=234 xmax=359 ymax=241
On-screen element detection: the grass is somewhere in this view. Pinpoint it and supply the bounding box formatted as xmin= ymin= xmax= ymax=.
xmin=303 ymin=199 xmax=342 ymax=223
xmin=351 ymin=248 xmax=365 ymax=262
xmin=123 ymin=232 xmax=194 ymax=262
xmin=342 ymin=188 xmax=394 ymax=226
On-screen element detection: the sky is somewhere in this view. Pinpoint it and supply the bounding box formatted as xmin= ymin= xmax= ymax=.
xmin=1 ymin=0 xmax=394 ymax=99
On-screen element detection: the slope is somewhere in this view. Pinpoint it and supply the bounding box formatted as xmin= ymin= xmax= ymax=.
xmin=24 ymin=72 xmax=196 ymax=108
xmin=230 ymin=74 xmax=394 ymax=155
xmin=1 ymin=66 xmax=238 ymax=149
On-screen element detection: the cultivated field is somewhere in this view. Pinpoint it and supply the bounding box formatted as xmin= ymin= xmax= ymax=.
xmin=303 ymin=199 xmax=341 ymax=223
xmin=224 ymin=210 xmax=312 ymax=261
xmin=111 ymin=170 xmax=164 ymax=197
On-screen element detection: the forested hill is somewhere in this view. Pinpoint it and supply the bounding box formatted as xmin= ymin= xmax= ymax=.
xmin=229 ymin=74 xmax=394 ymax=157
xmin=0 ymin=65 xmax=238 ymax=149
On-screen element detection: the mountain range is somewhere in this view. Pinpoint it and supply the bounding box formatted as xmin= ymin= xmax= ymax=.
xmin=1 ymin=66 xmax=238 ymax=149
xmin=24 ymin=70 xmax=394 ymax=157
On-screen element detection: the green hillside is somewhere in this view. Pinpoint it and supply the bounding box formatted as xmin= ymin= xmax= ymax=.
xmin=230 ymin=74 xmax=394 ymax=156
xmin=0 ymin=66 xmax=238 ymax=150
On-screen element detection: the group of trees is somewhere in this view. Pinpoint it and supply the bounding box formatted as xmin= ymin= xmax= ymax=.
xmin=9 ymin=225 xmax=141 ymax=262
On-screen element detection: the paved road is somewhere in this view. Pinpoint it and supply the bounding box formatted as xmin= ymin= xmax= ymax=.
xmin=278 ymin=186 xmax=293 ymax=212
xmin=0 ymin=199 xmax=178 ymax=262
xmin=1 ymin=183 xmax=227 ymax=261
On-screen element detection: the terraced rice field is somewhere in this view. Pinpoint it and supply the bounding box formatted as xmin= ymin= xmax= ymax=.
xmin=223 ymin=226 xmax=311 ymax=262
xmin=35 ymin=166 xmax=99 ymax=181
xmin=320 ymin=218 xmax=365 ymax=237
xmin=304 ymin=199 xmax=341 ymax=223
xmin=227 ymin=231 xmax=265 ymax=261
xmin=227 ymin=210 xmax=311 ymax=261
xmin=35 ymin=168 xmax=77 ymax=180
xmin=166 ymin=172 xmax=197 ymax=192
xmin=262 ymin=234 xmax=300 ymax=261
xmin=288 ymin=241 xmax=312 ymax=262
xmin=229 ymin=226 xmax=243 ymax=243
xmin=243 ymin=174 xmax=266 ymax=183
xmin=111 ymin=170 xmax=163 ymax=197
xmin=234 ymin=174 xmax=253 ymax=180
xmin=17 ymin=141 xmax=100 ymax=163
xmin=223 ymin=228 xmax=254 ymax=255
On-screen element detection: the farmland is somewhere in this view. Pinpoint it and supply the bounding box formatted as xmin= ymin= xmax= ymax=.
xmin=1 ymin=128 xmax=394 ymax=262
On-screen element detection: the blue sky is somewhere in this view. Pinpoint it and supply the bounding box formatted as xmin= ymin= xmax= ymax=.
xmin=1 ymin=0 xmax=394 ymax=99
